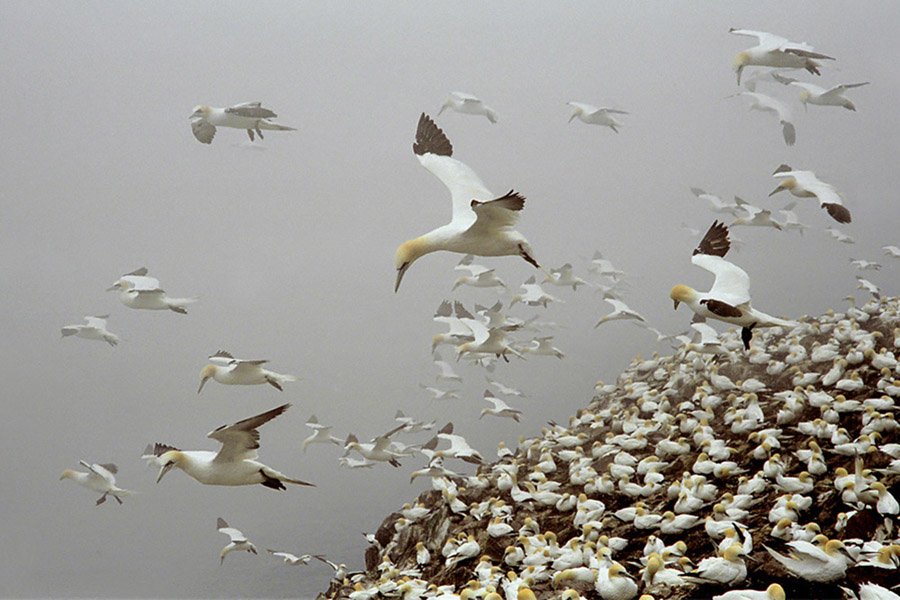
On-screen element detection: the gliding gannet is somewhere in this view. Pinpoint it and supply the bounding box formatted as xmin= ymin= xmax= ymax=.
xmin=190 ymin=102 xmax=295 ymax=144
xmin=60 ymin=461 xmax=132 ymax=505
xmin=394 ymin=114 xmax=539 ymax=292
xmin=106 ymin=268 xmax=196 ymax=314
xmin=437 ymin=91 xmax=498 ymax=123
xmin=788 ymin=81 xmax=869 ymax=111
xmin=60 ymin=315 xmax=119 ymax=347
xmin=145 ymin=403 xmax=314 ymax=490
xmin=730 ymin=29 xmax=834 ymax=85
xmin=566 ymin=102 xmax=628 ymax=133
xmin=728 ymin=91 xmax=796 ymax=145
xmin=217 ymin=518 xmax=257 ymax=564
xmin=198 ymin=350 xmax=298 ymax=393
xmin=670 ymin=221 xmax=797 ymax=350
xmin=770 ymin=164 xmax=852 ymax=223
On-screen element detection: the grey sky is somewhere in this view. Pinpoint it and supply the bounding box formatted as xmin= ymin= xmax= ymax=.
xmin=1 ymin=1 xmax=898 ymax=597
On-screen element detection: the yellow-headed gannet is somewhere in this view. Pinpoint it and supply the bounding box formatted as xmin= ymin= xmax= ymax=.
xmin=764 ymin=539 xmax=853 ymax=582
xmin=60 ymin=461 xmax=132 ymax=505
xmin=198 ymin=350 xmax=298 ymax=393
xmin=567 ymin=102 xmax=629 ymax=133
xmin=730 ymin=28 xmax=834 ymax=84
xmin=789 ymin=81 xmax=869 ymax=111
xmin=106 ymin=267 xmax=196 ymax=314
xmin=437 ymin=91 xmax=498 ymax=123
xmin=770 ymin=164 xmax=852 ymax=223
xmin=217 ymin=517 xmax=257 ymax=564
xmin=712 ymin=583 xmax=786 ymax=600
xmin=60 ymin=315 xmax=119 ymax=347
xmin=190 ymin=102 xmax=295 ymax=144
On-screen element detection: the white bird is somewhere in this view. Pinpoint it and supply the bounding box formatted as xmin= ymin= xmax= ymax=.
xmin=770 ymin=164 xmax=852 ymax=223
xmin=589 ymin=251 xmax=626 ymax=281
xmin=431 ymin=300 xmax=476 ymax=352
xmin=826 ymin=227 xmax=855 ymax=244
xmin=728 ymin=91 xmax=796 ymax=145
xmin=712 ymin=583 xmax=786 ymax=600
xmin=60 ymin=461 xmax=132 ymax=506
xmin=267 ymin=549 xmax=315 ymax=566
xmin=216 ymin=518 xmax=257 ymax=564
xmin=144 ymin=403 xmax=314 ymax=490
xmin=858 ymin=583 xmax=900 ymax=600
xmin=730 ymin=28 xmax=834 ymax=85
xmin=857 ymin=277 xmax=881 ymax=299
xmin=595 ymin=298 xmax=646 ymax=328
xmin=788 ymin=81 xmax=869 ymax=111
xmin=60 ymin=315 xmax=119 ymax=347
xmin=394 ymin=114 xmax=539 ymax=291
xmin=106 ymin=267 xmax=196 ymax=314
xmin=432 ymin=352 xmax=463 ymax=382
xmin=343 ymin=424 xmax=408 ymax=467
xmin=731 ymin=197 xmax=784 ymax=230
xmin=198 ymin=350 xmax=298 ymax=393
xmin=190 ymin=102 xmax=295 ymax=144
xmin=520 ymin=336 xmax=565 ymax=359
xmin=394 ymin=410 xmax=436 ymax=433
xmin=765 ymin=539 xmax=853 ymax=582
xmin=487 ymin=377 xmax=525 ymax=397
xmin=453 ymin=255 xmax=507 ymax=290
xmin=544 ymin=263 xmax=589 ymax=291
xmin=301 ymin=415 xmax=342 ymax=452
xmin=510 ymin=276 xmax=561 ymax=308
xmin=480 ymin=390 xmax=523 ymax=422
xmin=850 ymin=258 xmax=881 ymax=271
xmin=567 ymin=102 xmax=629 ymax=133
xmin=455 ymin=318 xmax=524 ymax=362
xmin=883 ymin=245 xmax=900 ymax=258
xmin=432 ymin=423 xmax=484 ymax=464
xmin=691 ymin=188 xmax=745 ymax=217
xmin=419 ymin=384 xmax=460 ymax=401
xmin=437 ymin=91 xmax=498 ymax=123
xmin=670 ymin=221 xmax=797 ymax=350
xmin=778 ymin=201 xmax=810 ymax=236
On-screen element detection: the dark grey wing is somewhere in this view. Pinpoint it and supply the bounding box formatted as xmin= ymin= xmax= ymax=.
xmin=191 ymin=119 xmax=216 ymax=144
xmin=226 ymin=105 xmax=277 ymax=119
xmin=413 ymin=113 xmax=453 ymax=157
xmin=693 ymin=221 xmax=731 ymax=257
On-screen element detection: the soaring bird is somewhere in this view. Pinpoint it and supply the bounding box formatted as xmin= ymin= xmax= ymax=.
xmin=566 ymin=102 xmax=629 ymax=133
xmin=437 ymin=91 xmax=498 ymax=123
xmin=106 ymin=268 xmax=196 ymax=314
xmin=60 ymin=461 xmax=132 ymax=506
xmin=189 ymin=102 xmax=295 ymax=144
xmin=788 ymin=81 xmax=869 ymax=111
xmin=216 ymin=518 xmax=257 ymax=564
xmin=669 ymin=221 xmax=797 ymax=350
xmin=730 ymin=28 xmax=834 ymax=84
xmin=144 ymin=403 xmax=314 ymax=490
xmin=770 ymin=164 xmax=852 ymax=223
xmin=198 ymin=350 xmax=298 ymax=393
xmin=728 ymin=91 xmax=796 ymax=145
xmin=394 ymin=114 xmax=539 ymax=291
xmin=60 ymin=315 xmax=119 ymax=347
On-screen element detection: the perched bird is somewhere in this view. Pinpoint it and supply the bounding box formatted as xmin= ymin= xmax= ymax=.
xmin=394 ymin=114 xmax=539 ymax=291
xmin=198 ymin=350 xmax=298 ymax=393
xmin=217 ymin=518 xmax=257 ymax=564
xmin=566 ymin=102 xmax=629 ymax=133
xmin=770 ymin=164 xmax=852 ymax=223
xmin=728 ymin=91 xmax=796 ymax=145
xmin=60 ymin=315 xmax=119 ymax=347
xmin=712 ymin=583 xmax=786 ymax=600
xmin=595 ymin=298 xmax=646 ymax=328
xmin=730 ymin=28 xmax=834 ymax=84
xmin=189 ymin=102 xmax=295 ymax=144
xmin=765 ymin=539 xmax=853 ymax=582
xmin=60 ymin=461 xmax=131 ymax=506
xmin=267 ymin=549 xmax=315 ymax=566
xmin=670 ymin=221 xmax=796 ymax=349
xmin=106 ymin=268 xmax=196 ymax=314
xmin=788 ymin=81 xmax=869 ymax=111
xmin=144 ymin=403 xmax=314 ymax=490
xmin=437 ymin=91 xmax=498 ymax=123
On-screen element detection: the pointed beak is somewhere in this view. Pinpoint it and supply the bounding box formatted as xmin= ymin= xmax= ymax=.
xmin=736 ymin=66 xmax=744 ymax=85
xmin=156 ymin=462 xmax=174 ymax=483
xmin=567 ymin=113 xmax=576 ymax=123
xmin=394 ymin=263 xmax=410 ymax=293
xmin=198 ymin=376 xmax=210 ymax=394
xmin=768 ymin=186 xmax=783 ymax=197
xmin=106 ymin=285 xmax=119 ymax=292
xmin=673 ymin=300 xmax=680 ymax=310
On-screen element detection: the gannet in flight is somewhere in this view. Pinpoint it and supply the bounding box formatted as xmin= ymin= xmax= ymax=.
xmin=595 ymin=298 xmax=646 ymax=327
xmin=60 ymin=461 xmax=132 ymax=506
xmin=190 ymin=102 xmax=295 ymax=144
xmin=566 ymin=102 xmax=628 ymax=133
xmin=216 ymin=518 xmax=257 ymax=564
xmin=60 ymin=315 xmax=119 ymax=347
xmin=198 ymin=350 xmax=298 ymax=393
xmin=826 ymin=227 xmax=855 ymax=244
xmin=480 ymin=390 xmax=523 ymax=422
xmin=691 ymin=188 xmax=746 ymax=217
xmin=788 ymin=81 xmax=869 ymax=111
xmin=729 ymin=28 xmax=834 ymax=84
xmin=453 ymin=255 xmax=506 ymax=290
xmin=883 ymin=245 xmax=900 ymax=258
xmin=267 ymin=549 xmax=315 ymax=566
xmin=731 ymin=197 xmax=783 ymax=230
xmin=728 ymin=91 xmax=796 ymax=145
xmin=144 ymin=403 xmax=314 ymax=490
xmin=770 ymin=164 xmax=852 ymax=223
xmin=106 ymin=268 xmax=196 ymax=314
xmin=544 ymin=263 xmax=589 ymax=291
xmin=437 ymin=91 xmax=498 ymax=123
xmin=301 ymin=415 xmax=342 ymax=452
xmin=510 ymin=276 xmax=562 ymax=308
xmin=394 ymin=114 xmax=539 ymax=291
xmin=670 ymin=221 xmax=797 ymax=350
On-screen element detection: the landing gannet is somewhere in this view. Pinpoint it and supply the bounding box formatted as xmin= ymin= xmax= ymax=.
xmin=788 ymin=81 xmax=869 ymax=111
xmin=190 ymin=102 xmax=295 ymax=144
xmin=145 ymin=403 xmax=314 ymax=490
xmin=730 ymin=28 xmax=834 ymax=85
xmin=394 ymin=114 xmax=539 ymax=291
xmin=61 ymin=315 xmax=119 ymax=347
xmin=198 ymin=350 xmax=298 ymax=393
xmin=107 ymin=268 xmax=197 ymax=314
xmin=728 ymin=91 xmax=796 ymax=145
xmin=438 ymin=91 xmax=498 ymax=123
xmin=567 ymin=102 xmax=629 ymax=133
xmin=60 ymin=461 xmax=132 ymax=505
xmin=771 ymin=164 xmax=852 ymax=223
xmin=670 ymin=221 xmax=797 ymax=350
xmin=217 ymin=518 xmax=257 ymax=564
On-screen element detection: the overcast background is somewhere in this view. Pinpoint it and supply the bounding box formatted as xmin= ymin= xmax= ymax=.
xmin=1 ymin=1 xmax=898 ymax=597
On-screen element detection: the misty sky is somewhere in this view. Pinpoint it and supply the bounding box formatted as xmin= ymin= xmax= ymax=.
xmin=1 ymin=1 xmax=898 ymax=597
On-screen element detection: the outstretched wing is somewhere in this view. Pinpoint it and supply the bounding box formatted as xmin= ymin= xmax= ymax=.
xmin=226 ymin=102 xmax=277 ymax=119
xmin=209 ymin=403 xmax=291 ymax=463
xmin=467 ymin=190 xmax=525 ymax=233
xmin=692 ymin=254 xmax=751 ymax=307
xmin=191 ymin=118 xmax=216 ymax=144
xmin=693 ymin=221 xmax=731 ymax=258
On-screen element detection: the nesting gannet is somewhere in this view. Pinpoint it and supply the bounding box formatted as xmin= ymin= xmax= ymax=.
xmin=437 ymin=91 xmax=498 ymax=123
xmin=712 ymin=583 xmax=786 ymax=600
xmin=190 ymin=102 xmax=295 ymax=144
xmin=106 ymin=268 xmax=196 ymax=313
xmin=788 ymin=81 xmax=869 ymax=111
xmin=217 ymin=518 xmax=257 ymax=564
xmin=480 ymin=390 xmax=523 ymax=422
xmin=60 ymin=315 xmax=119 ymax=347
xmin=595 ymin=298 xmax=646 ymax=328
xmin=729 ymin=29 xmax=834 ymax=85
xmin=728 ymin=91 xmax=796 ymax=145
xmin=765 ymin=539 xmax=853 ymax=582
xmin=267 ymin=549 xmax=315 ymax=566
xmin=770 ymin=164 xmax=852 ymax=223
xmin=670 ymin=221 xmax=796 ymax=350
xmin=145 ymin=403 xmax=314 ymax=489
xmin=567 ymin=102 xmax=629 ymax=133
xmin=198 ymin=350 xmax=298 ymax=393
xmin=394 ymin=114 xmax=538 ymax=291
xmin=60 ymin=461 xmax=132 ymax=505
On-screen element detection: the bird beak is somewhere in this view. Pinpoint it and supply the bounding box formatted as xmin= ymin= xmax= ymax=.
xmin=768 ymin=186 xmax=782 ymax=197
xmin=736 ymin=66 xmax=744 ymax=85
xmin=105 ymin=285 xmax=119 ymax=292
xmin=156 ymin=462 xmax=174 ymax=483
xmin=198 ymin=376 xmax=210 ymax=394
xmin=567 ymin=113 xmax=576 ymax=123
xmin=673 ymin=300 xmax=680 ymax=310
xmin=394 ymin=263 xmax=410 ymax=293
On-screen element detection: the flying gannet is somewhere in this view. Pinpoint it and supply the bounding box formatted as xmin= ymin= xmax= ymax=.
xmin=60 ymin=461 xmax=132 ymax=506
xmin=728 ymin=91 xmax=796 ymax=146
xmin=566 ymin=102 xmax=629 ymax=133
xmin=437 ymin=91 xmax=499 ymax=123
xmin=144 ymin=403 xmax=314 ymax=490
xmin=106 ymin=268 xmax=196 ymax=314
xmin=60 ymin=315 xmax=120 ymax=347
xmin=217 ymin=518 xmax=257 ymax=564
xmin=190 ymin=102 xmax=295 ymax=144
xmin=198 ymin=350 xmax=298 ymax=393
xmin=729 ymin=28 xmax=834 ymax=85
xmin=394 ymin=114 xmax=539 ymax=292
xmin=788 ymin=81 xmax=869 ymax=111
xmin=669 ymin=221 xmax=797 ymax=350
xmin=770 ymin=164 xmax=852 ymax=224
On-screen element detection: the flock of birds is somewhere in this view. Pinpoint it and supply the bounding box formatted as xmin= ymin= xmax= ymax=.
xmin=55 ymin=26 xmax=900 ymax=600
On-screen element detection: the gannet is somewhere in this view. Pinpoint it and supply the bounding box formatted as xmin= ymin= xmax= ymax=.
xmin=670 ymin=221 xmax=797 ymax=350
xmin=567 ymin=102 xmax=628 ymax=133
xmin=394 ymin=410 xmax=436 ymax=433
xmin=394 ymin=114 xmax=538 ymax=291
xmin=437 ymin=91 xmax=498 ymax=123
xmin=145 ymin=403 xmax=314 ymax=489
xmin=778 ymin=201 xmax=810 ymax=235
xmin=487 ymin=377 xmax=525 ymax=397
xmin=690 ymin=188 xmax=745 ymax=217
xmin=198 ymin=350 xmax=298 ymax=393
xmin=60 ymin=315 xmax=119 ymax=347
xmin=826 ymin=227 xmax=855 ymax=244
xmin=520 ymin=336 xmax=565 ymax=359
xmin=730 ymin=28 xmax=834 ymax=84
xmin=850 ymin=258 xmax=881 ymax=271
xmin=343 ymin=424 xmax=408 ymax=467
xmin=883 ymin=246 xmax=900 ymax=258
xmin=480 ymin=390 xmax=523 ymax=422
xmin=788 ymin=81 xmax=869 ymax=111
xmin=432 ymin=300 xmax=476 ymax=351
xmin=589 ymin=251 xmax=626 ymax=281
xmin=510 ymin=276 xmax=561 ymax=308
xmin=453 ymin=255 xmax=506 ymax=290
xmin=217 ymin=518 xmax=257 ymax=564
xmin=770 ymin=164 xmax=852 ymax=223
xmin=455 ymin=318 xmax=523 ymax=362
xmin=728 ymin=91 xmax=796 ymax=145
xmin=712 ymin=583 xmax=786 ymax=600
xmin=301 ymin=415 xmax=342 ymax=452
xmin=765 ymin=539 xmax=853 ymax=582
xmin=857 ymin=277 xmax=881 ymax=299
xmin=432 ymin=352 xmax=463 ymax=382
xmin=267 ymin=549 xmax=315 ymax=566
xmin=731 ymin=197 xmax=783 ymax=230
xmin=544 ymin=263 xmax=589 ymax=291
xmin=595 ymin=298 xmax=646 ymax=328
xmin=419 ymin=384 xmax=460 ymax=400
xmin=60 ymin=461 xmax=132 ymax=505
xmin=431 ymin=423 xmax=484 ymax=464
xmin=190 ymin=102 xmax=295 ymax=144
xmin=106 ymin=267 xmax=196 ymax=314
